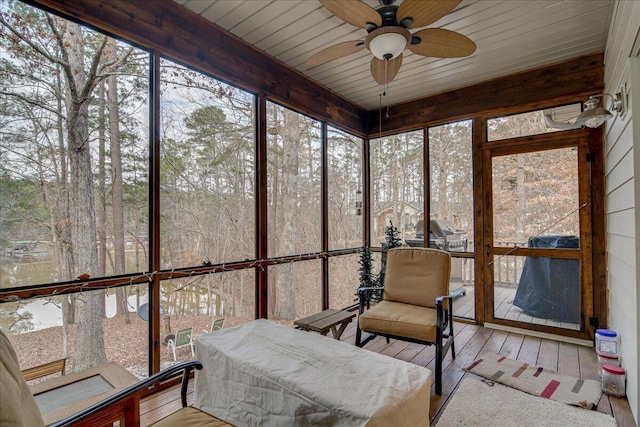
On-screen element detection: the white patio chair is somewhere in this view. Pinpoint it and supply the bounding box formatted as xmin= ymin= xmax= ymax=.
xmin=202 ymin=317 xmax=225 ymax=334
xmin=167 ymin=327 xmax=194 ymax=361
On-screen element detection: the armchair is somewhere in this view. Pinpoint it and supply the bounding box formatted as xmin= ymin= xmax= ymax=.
xmin=355 ymin=247 xmax=455 ymax=395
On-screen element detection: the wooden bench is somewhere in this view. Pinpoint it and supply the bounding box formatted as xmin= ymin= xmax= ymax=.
xmin=294 ymin=308 xmax=356 ymax=340
xmin=22 ymin=358 xmax=67 ymax=382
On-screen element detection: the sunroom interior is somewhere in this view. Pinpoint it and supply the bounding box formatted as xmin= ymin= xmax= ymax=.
xmin=1 ymin=0 xmax=638 ymax=425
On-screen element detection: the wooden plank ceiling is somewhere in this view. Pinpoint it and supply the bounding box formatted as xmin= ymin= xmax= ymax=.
xmin=173 ymin=0 xmax=613 ymax=111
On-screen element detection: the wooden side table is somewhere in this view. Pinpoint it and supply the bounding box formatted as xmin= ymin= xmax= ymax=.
xmin=294 ymin=308 xmax=356 ymax=340
xmin=30 ymin=362 xmax=139 ymax=426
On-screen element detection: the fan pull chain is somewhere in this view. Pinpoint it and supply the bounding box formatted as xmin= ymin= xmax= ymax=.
xmin=384 ymin=58 xmax=390 ymax=118
xmin=378 ymin=93 xmax=383 ymax=139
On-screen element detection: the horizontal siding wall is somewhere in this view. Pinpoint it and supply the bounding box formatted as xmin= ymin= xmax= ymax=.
xmin=604 ymin=0 xmax=640 ymax=423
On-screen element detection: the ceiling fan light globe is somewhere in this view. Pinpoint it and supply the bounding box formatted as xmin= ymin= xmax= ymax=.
xmin=369 ymin=32 xmax=407 ymax=60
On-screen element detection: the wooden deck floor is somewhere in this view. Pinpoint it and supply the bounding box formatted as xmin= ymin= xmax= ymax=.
xmin=140 ymin=322 xmax=635 ymax=426
xmin=453 ymin=284 xmax=580 ymax=330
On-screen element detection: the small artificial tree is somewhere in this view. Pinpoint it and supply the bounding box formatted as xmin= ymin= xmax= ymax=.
xmin=357 ymin=220 xmax=403 ymax=302
xmin=358 ymin=245 xmax=377 ymax=289
xmin=378 ymin=220 xmax=403 ymax=286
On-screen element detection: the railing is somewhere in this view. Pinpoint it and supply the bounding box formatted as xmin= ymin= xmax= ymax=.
xmin=450 ymin=240 xmax=529 ymax=288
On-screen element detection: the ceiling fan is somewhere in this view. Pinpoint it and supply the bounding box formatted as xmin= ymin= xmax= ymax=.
xmin=306 ymin=0 xmax=476 ymax=85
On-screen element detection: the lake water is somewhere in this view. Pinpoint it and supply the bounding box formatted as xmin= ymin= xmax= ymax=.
xmin=16 ymin=293 xmax=149 ymax=332
xmin=3 ymin=253 xmax=151 ymax=332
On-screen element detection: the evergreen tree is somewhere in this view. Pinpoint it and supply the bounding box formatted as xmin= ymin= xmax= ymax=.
xmin=357 ymin=220 xmax=403 ymax=302
xmin=378 ymin=220 xmax=402 ymax=286
xmin=358 ymin=245 xmax=376 ymax=289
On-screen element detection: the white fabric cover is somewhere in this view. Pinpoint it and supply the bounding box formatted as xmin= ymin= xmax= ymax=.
xmin=195 ymin=319 xmax=431 ymax=427
xmin=0 ymin=329 xmax=46 ymax=427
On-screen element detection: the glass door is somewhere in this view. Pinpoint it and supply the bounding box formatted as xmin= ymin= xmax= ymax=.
xmin=485 ymin=137 xmax=592 ymax=334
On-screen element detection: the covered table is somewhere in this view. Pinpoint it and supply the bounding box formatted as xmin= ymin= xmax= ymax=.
xmin=513 ymin=235 xmax=580 ymax=323
xmin=195 ymin=319 xmax=432 ymax=426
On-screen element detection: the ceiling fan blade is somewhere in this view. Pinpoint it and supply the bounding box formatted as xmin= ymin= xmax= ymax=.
xmin=397 ymin=0 xmax=462 ymax=29
xmin=306 ymin=40 xmax=365 ymax=65
xmin=320 ymin=0 xmax=382 ymax=29
xmin=370 ymin=55 xmax=403 ymax=85
xmin=408 ymin=28 xmax=476 ymax=58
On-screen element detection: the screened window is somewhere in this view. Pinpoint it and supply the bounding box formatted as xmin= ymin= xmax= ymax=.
xmin=370 ymin=131 xmax=424 ymax=246
xmin=327 ymin=127 xmax=363 ymax=250
xmin=159 ymin=59 xmax=256 ymax=268
xmin=487 ymin=103 xmax=582 ymax=141
xmin=492 ymin=147 xmax=579 ymax=246
xmin=1 ymin=6 xmax=150 ymax=287
xmin=268 ymin=260 xmax=322 ymax=323
xmin=0 ymin=1 xmax=151 ymax=374
xmin=428 ymin=120 xmax=473 ymax=253
xmin=266 ymin=102 xmax=321 ymax=257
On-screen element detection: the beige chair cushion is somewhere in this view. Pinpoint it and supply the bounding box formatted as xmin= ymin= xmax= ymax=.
xmin=383 ymin=248 xmax=451 ymax=309
xmin=0 ymin=329 xmax=46 ymax=427
xmin=358 ymin=300 xmax=438 ymax=342
xmin=152 ymin=406 xmax=234 ymax=427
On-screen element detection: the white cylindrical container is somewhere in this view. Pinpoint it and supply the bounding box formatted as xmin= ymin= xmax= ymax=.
xmin=597 ymin=353 xmax=620 ymax=376
xmin=595 ymin=329 xmax=619 ymax=356
xmin=601 ymin=364 xmax=626 ymax=397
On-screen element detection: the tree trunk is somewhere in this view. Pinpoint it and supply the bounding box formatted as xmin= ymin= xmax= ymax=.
xmin=390 ymin=134 xmax=400 ymax=233
xmin=437 ymin=127 xmax=450 ymax=221
xmin=54 ymin=69 xmax=75 ymax=326
xmin=107 ymin=39 xmax=130 ymax=322
xmin=61 ymin=20 xmax=107 ymax=371
xmin=98 ymin=82 xmax=108 ymax=278
xmin=273 ymin=108 xmax=302 ymax=320
xmin=95 ymin=82 xmax=108 ymax=320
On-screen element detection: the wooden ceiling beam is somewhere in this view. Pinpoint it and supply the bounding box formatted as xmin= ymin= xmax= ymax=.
xmin=368 ymin=53 xmax=605 ymax=135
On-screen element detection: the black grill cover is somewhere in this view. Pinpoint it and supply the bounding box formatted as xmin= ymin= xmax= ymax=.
xmin=512 ymin=235 xmax=580 ymax=324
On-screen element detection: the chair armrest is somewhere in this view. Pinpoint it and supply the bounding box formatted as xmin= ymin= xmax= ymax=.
xmin=49 ymin=360 xmax=203 ymax=427
xmin=436 ymin=294 xmax=453 ymax=312
xmin=435 ymin=294 xmax=453 ymax=305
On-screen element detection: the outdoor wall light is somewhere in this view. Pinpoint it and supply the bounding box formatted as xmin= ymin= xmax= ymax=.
xmin=575 ymin=93 xmax=625 ymax=128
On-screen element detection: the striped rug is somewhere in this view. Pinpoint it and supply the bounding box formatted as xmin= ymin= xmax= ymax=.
xmin=464 ymin=352 xmax=602 ymax=409
xmin=436 ymin=378 xmax=616 ymax=427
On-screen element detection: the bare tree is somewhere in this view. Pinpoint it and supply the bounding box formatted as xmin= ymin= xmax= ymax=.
xmin=1 ymin=7 xmax=136 ymax=369
xmin=106 ymin=39 xmax=129 ymax=322
xmin=58 ymin=18 xmax=107 ymax=370
xmin=271 ymin=107 xmax=304 ymax=320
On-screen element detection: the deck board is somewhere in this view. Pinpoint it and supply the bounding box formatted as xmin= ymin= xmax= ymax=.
xmin=453 ymin=284 xmax=580 ymax=330
xmin=140 ymin=322 xmax=635 ymax=427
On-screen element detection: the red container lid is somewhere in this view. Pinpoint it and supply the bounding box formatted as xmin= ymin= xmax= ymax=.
xmin=602 ymin=364 xmax=625 ymax=375
xmin=599 ymin=354 xmax=619 ymax=360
